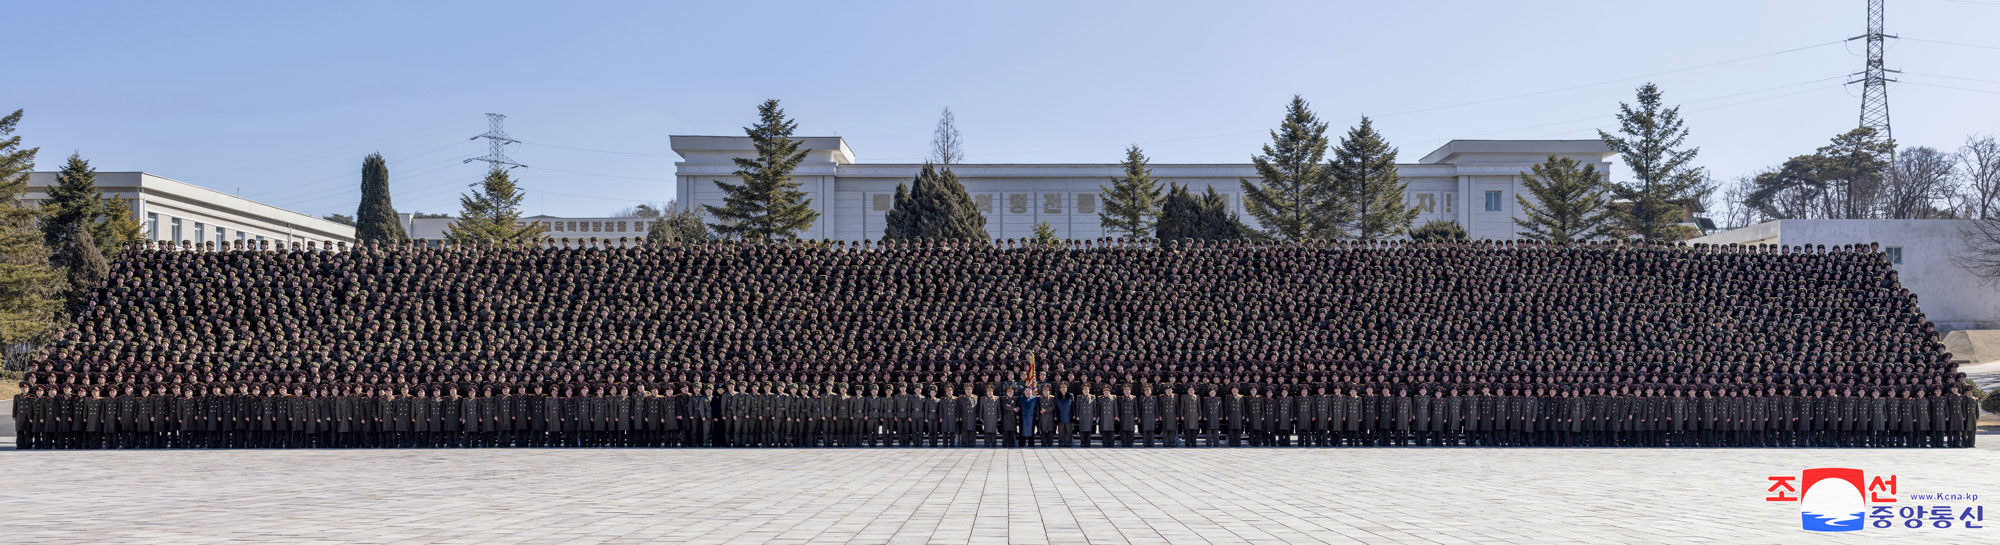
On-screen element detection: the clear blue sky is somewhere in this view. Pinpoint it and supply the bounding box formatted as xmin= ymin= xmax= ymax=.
xmin=8 ymin=0 xmax=1998 ymax=219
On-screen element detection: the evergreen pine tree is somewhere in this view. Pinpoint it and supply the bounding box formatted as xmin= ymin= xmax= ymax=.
xmin=1514 ymin=155 xmax=1617 ymax=243
xmin=1158 ymin=184 xmax=1249 ymax=242
xmin=1409 ymin=219 xmax=1468 ymax=242
xmin=1197 ymin=187 xmax=1253 ymax=240
xmin=1598 ymin=83 xmax=1706 ymax=242
xmin=1030 ymin=221 xmax=1060 ymax=247
xmin=646 ymin=205 xmax=710 ymax=244
xmin=1099 ymin=145 xmax=1164 ymax=239
xmin=884 ymin=164 xmax=986 ymax=240
xmin=40 ymin=153 xmax=140 ymax=256
xmin=444 ymin=168 xmax=545 ymax=244
xmin=48 ymin=223 xmax=106 ymax=317
xmin=1240 ymin=95 xmax=1341 ymax=240
xmin=883 ymin=182 xmax=916 ymax=240
xmin=1333 ymin=117 xmax=1415 ymax=240
xmin=354 ymin=152 xmax=409 ymax=244
xmin=913 ymin=164 xmax=986 ymax=240
xmin=705 ymin=99 xmax=820 ymax=240
xmin=0 ymin=109 xmax=63 ymax=348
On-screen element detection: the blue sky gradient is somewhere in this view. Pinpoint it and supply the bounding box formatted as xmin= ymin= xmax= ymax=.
xmin=8 ymin=0 xmax=1997 ymax=218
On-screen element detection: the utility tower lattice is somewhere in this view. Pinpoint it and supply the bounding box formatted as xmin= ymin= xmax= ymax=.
xmin=1849 ymin=0 xmax=1897 ymax=144
xmin=465 ymin=113 xmax=527 ymax=170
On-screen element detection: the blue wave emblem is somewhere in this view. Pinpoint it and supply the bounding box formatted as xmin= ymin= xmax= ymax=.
xmin=1801 ymin=511 xmax=1866 ymax=532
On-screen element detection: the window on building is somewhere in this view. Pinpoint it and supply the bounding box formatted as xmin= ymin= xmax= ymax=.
xmin=1042 ymin=194 xmax=1063 ymax=214
xmin=617 ymin=221 xmax=627 ymax=232
xmin=236 ymin=232 xmax=246 ymax=241
xmin=1076 ymin=194 xmax=1097 ymax=215
xmin=1886 ymin=246 xmax=1903 ymax=264
xmin=215 ymin=228 xmax=226 ymax=246
xmin=1484 ymin=191 xmax=1502 ymax=212
xmin=170 ymin=218 xmax=183 ymax=242
xmin=194 ymin=222 xmax=206 ymax=243
xmin=147 ymin=213 xmax=159 ymax=240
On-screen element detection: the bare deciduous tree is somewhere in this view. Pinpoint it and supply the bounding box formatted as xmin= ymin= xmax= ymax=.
xmin=1715 ymin=173 xmax=1762 ymax=229
xmin=1960 ymin=135 xmax=2000 ymax=220
xmin=612 ymin=202 xmax=668 ymax=218
xmin=1884 ymin=146 xmax=1958 ymax=219
xmin=929 ymin=107 xmax=963 ymax=165
xmin=1955 ymin=217 xmax=2000 ymax=281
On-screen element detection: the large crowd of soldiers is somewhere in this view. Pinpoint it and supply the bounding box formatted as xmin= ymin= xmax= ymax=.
xmin=9 ymin=237 xmax=1983 ymax=448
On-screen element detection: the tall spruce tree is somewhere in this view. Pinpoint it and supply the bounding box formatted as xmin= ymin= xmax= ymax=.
xmin=354 ymin=153 xmax=408 ymax=243
xmin=1598 ymin=83 xmax=1706 ymax=242
xmin=1240 ymin=95 xmax=1341 ymax=240
xmin=1099 ymin=145 xmax=1164 ymax=240
xmin=1333 ymin=117 xmax=1414 ymax=239
xmin=49 ymin=222 xmax=106 ymax=317
xmin=883 ymin=182 xmax=917 ymax=240
xmin=444 ymin=168 xmax=545 ymax=244
xmin=883 ymin=163 xmax=986 ymax=240
xmin=0 ymin=109 xmax=63 ymax=348
xmin=705 ymin=99 xmax=819 ymax=240
xmin=40 ymin=153 xmax=140 ymax=256
xmin=1514 ymin=155 xmax=1617 ymax=243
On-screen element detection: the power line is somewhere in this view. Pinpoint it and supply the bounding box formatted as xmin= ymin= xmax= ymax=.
xmin=244 ymin=139 xmax=475 ymax=199
xmin=1904 ymin=71 xmax=2000 ymax=84
xmin=1902 ymin=81 xmax=2000 ymax=95
xmin=529 ymin=166 xmax=669 ymax=182
xmin=466 ymin=113 xmax=527 ymax=170
xmin=1903 ymin=37 xmax=2000 ymax=51
xmin=873 ymin=38 xmax=1851 ymax=161
xmin=519 ymin=141 xmax=680 ymax=158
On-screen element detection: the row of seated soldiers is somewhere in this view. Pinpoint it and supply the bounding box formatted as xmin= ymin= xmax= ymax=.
xmin=13 ymin=379 xmax=1981 ymax=449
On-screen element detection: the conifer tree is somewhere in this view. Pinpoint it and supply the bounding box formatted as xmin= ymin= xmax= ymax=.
xmin=40 ymin=153 xmax=140 ymax=255
xmin=1100 ymin=145 xmax=1164 ymax=239
xmin=646 ymin=204 xmax=710 ymax=243
xmin=883 ymin=182 xmax=916 ymax=240
xmin=1158 ymin=183 xmax=1249 ymax=241
xmin=444 ymin=168 xmax=545 ymax=244
xmin=883 ymin=163 xmax=986 ymax=240
xmin=1030 ymin=221 xmax=1060 ymax=247
xmin=1333 ymin=117 xmax=1415 ymax=239
xmin=354 ymin=152 xmax=408 ymax=243
xmin=49 ymin=225 xmax=106 ymax=316
xmin=1409 ymin=219 xmax=1467 ymax=242
xmin=0 ymin=109 xmax=62 ymax=348
xmin=1240 ymin=95 xmax=1341 ymax=240
xmin=1599 ymin=83 xmax=1706 ymax=242
xmin=1515 ymin=155 xmax=1617 ymax=244
xmin=705 ymin=99 xmax=819 ymax=240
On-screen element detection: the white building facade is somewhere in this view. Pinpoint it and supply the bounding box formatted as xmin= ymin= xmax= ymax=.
xmin=401 ymin=214 xmax=662 ymax=244
xmin=670 ymin=136 xmax=1615 ymax=241
xmin=1693 ymin=219 xmax=2000 ymax=332
xmin=24 ymin=171 xmax=354 ymax=248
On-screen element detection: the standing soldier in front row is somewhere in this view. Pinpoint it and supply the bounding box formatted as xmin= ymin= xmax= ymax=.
xmin=1054 ymin=383 xmax=1075 ymax=447
xmin=1098 ymin=384 xmax=1119 ymax=448
xmin=1072 ymin=384 xmax=1097 ymax=448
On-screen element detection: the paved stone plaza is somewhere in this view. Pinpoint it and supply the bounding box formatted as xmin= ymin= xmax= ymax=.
xmin=0 ymin=444 xmax=1994 ymax=545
